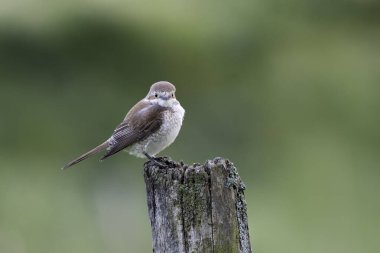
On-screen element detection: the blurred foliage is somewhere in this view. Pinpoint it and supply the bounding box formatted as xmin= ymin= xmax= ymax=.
xmin=0 ymin=1 xmax=379 ymax=252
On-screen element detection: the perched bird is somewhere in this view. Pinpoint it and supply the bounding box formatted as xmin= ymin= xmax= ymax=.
xmin=63 ymin=81 xmax=185 ymax=169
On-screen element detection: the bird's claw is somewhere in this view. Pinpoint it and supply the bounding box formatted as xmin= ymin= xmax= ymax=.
xmin=150 ymin=158 xmax=167 ymax=167
xmin=144 ymin=152 xmax=167 ymax=167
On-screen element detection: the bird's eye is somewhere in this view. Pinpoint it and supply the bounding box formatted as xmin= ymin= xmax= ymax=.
xmin=155 ymin=93 xmax=158 ymax=98
xmin=171 ymin=93 xmax=174 ymax=97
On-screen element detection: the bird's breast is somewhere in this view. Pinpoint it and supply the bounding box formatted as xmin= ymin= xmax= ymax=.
xmin=128 ymin=102 xmax=185 ymax=157
xmin=160 ymin=103 xmax=185 ymax=143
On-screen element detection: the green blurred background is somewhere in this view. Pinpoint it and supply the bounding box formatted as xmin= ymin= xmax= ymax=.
xmin=1 ymin=1 xmax=379 ymax=252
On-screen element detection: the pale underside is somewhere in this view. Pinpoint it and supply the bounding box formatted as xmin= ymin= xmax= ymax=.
xmin=106 ymin=99 xmax=185 ymax=159
xmin=127 ymin=103 xmax=185 ymax=158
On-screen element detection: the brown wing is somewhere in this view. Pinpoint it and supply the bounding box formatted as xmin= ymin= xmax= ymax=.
xmin=100 ymin=101 xmax=166 ymax=160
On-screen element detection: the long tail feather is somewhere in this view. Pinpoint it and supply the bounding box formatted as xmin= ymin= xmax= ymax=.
xmin=62 ymin=141 xmax=108 ymax=170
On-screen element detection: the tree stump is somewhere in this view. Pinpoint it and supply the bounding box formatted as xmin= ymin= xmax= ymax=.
xmin=144 ymin=157 xmax=252 ymax=253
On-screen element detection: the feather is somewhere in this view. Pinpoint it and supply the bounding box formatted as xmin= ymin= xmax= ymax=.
xmin=100 ymin=101 xmax=166 ymax=160
xmin=62 ymin=141 xmax=108 ymax=169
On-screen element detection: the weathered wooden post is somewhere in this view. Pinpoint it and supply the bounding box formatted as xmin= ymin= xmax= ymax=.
xmin=144 ymin=157 xmax=252 ymax=253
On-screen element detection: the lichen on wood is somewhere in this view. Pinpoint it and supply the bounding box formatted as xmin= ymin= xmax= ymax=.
xmin=144 ymin=157 xmax=252 ymax=253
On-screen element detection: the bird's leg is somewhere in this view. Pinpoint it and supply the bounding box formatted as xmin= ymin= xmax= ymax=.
xmin=143 ymin=152 xmax=166 ymax=167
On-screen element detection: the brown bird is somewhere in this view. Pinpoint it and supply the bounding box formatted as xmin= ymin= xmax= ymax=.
xmin=63 ymin=81 xmax=185 ymax=169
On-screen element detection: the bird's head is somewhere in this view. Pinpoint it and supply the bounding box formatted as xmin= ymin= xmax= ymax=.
xmin=146 ymin=81 xmax=177 ymax=107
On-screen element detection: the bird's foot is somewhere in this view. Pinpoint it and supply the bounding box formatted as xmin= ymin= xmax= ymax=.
xmin=144 ymin=152 xmax=167 ymax=167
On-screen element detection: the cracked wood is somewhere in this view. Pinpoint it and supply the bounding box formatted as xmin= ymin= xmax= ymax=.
xmin=144 ymin=157 xmax=252 ymax=253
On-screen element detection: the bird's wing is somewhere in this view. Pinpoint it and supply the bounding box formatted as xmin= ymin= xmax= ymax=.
xmin=100 ymin=102 xmax=166 ymax=160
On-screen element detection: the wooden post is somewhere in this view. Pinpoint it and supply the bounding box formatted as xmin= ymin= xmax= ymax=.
xmin=144 ymin=157 xmax=252 ymax=253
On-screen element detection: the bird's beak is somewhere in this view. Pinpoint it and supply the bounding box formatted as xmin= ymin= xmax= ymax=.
xmin=161 ymin=96 xmax=171 ymax=101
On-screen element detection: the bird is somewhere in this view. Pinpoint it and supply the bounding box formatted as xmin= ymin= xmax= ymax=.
xmin=62 ymin=81 xmax=185 ymax=169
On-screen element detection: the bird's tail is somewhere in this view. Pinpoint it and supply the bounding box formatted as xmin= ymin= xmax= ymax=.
xmin=62 ymin=141 xmax=108 ymax=170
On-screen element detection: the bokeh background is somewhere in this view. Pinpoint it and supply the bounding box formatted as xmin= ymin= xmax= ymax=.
xmin=1 ymin=1 xmax=379 ymax=252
